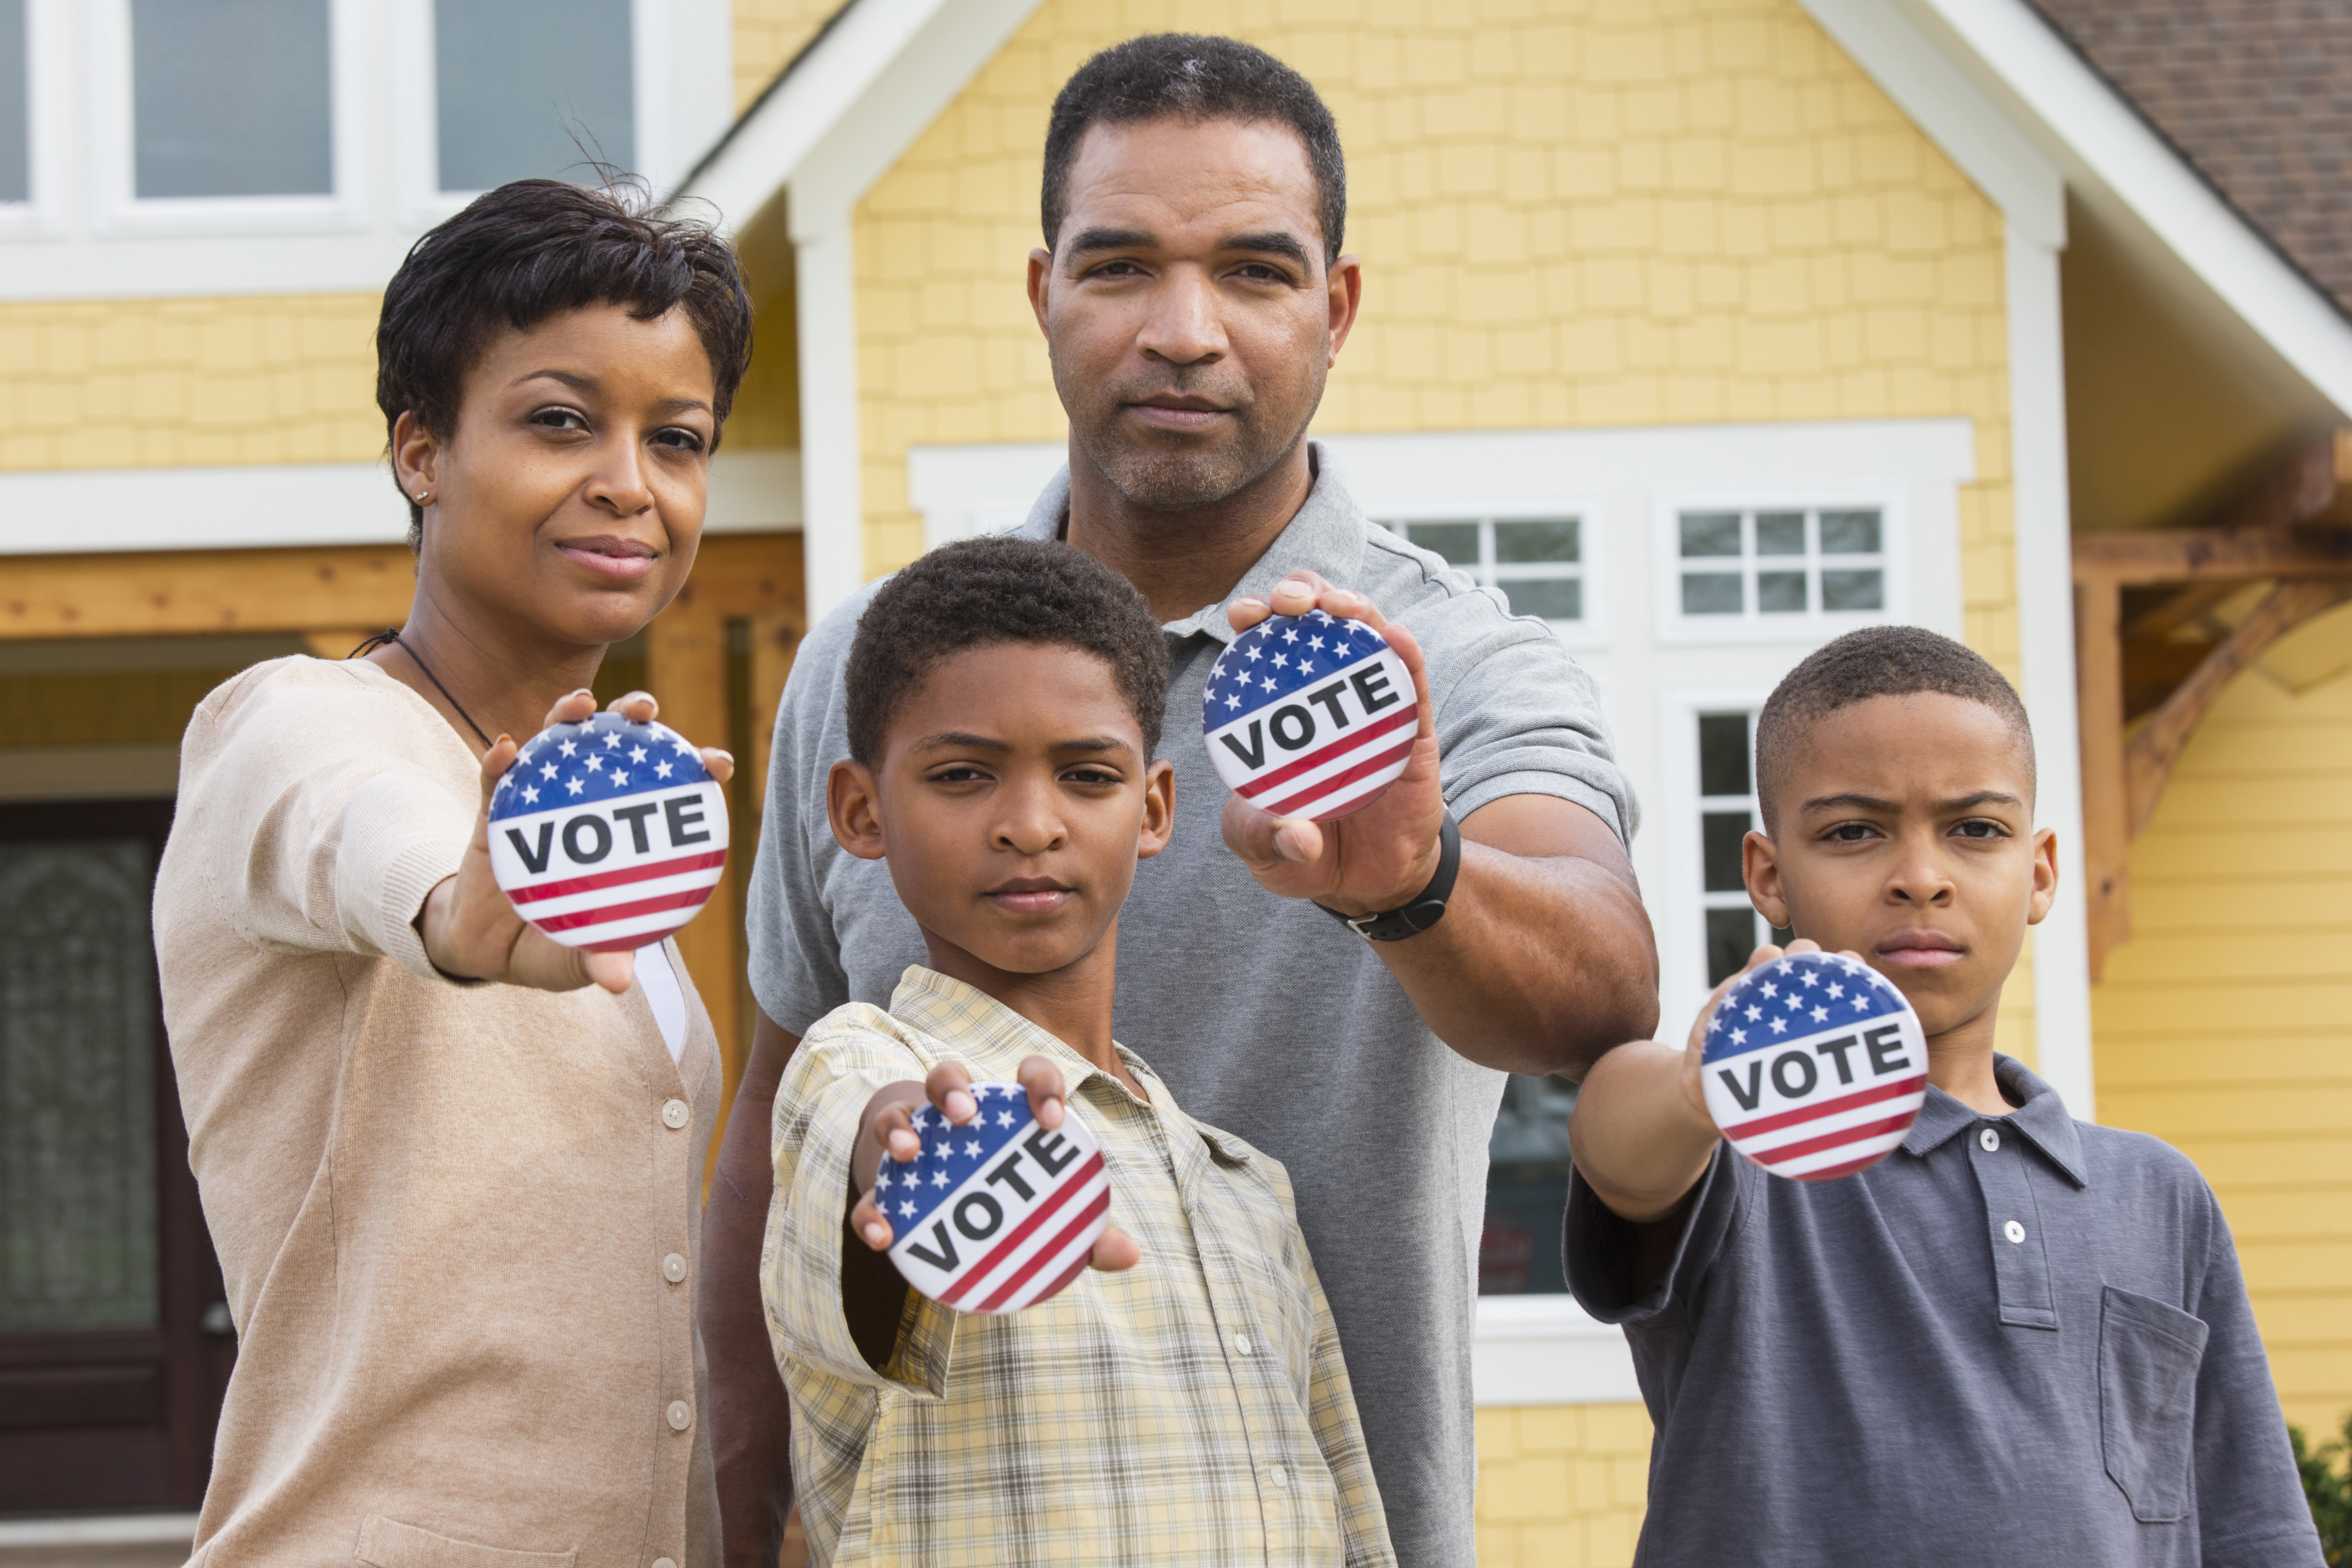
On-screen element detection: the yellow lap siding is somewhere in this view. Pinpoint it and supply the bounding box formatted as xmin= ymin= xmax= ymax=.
xmin=0 ymin=293 xmax=382 ymax=472
xmin=2096 ymin=602 xmax=2352 ymax=1436
xmin=1476 ymin=1403 xmax=1652 ymax=1568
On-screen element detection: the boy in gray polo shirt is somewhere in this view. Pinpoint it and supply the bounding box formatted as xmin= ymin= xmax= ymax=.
xmin=1565 ymin=627 xmax=2320 ymax=1566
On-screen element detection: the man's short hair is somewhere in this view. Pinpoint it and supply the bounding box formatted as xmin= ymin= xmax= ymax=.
xmin=845 ymin=536 xmax=1171 ymax=767
xmin=375 ymin=178 xmax=754 ymax=547
xmin=1755 ymin=625 xmax=2035 ymax=832
xmin=1042 ymin=34 xmax=1346 ymax=265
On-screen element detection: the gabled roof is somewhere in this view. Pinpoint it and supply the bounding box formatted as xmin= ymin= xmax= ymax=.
xmin=2032 ymin=0 xmax=2352 ymax=322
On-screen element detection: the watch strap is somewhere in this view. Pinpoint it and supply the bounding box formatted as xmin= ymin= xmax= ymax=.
xmin=1318 ymin=811 xmax=1461 ymax=943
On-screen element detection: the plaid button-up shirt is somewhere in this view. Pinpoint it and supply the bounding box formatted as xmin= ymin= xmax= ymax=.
xmin=763 ymin=967 xmax=1394 ymax=1568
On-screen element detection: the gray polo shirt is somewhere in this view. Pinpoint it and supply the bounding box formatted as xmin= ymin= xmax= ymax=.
xmin=1565 ymin=1055 xmax=2323 ymax=1567
xmin=747 ymin=447 xmax=1634 ymax=1567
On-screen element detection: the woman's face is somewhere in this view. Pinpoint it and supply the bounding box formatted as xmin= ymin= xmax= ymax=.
xmin=396 ymin=302 xmax=718 ymax=650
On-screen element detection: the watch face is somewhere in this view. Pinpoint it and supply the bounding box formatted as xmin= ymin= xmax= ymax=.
xmin=1203 ymin=610 xmax=1415 ymax=821
xmin=882 ymin=1085 xmax=1110 ymax=1314
xmin=487 ymin=712 xmax=729 ymax=951
xmin=1700 ymin=952 xmax=1927 ymax=1181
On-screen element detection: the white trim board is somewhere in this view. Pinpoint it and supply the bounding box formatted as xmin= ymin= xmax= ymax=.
xmin=0 ymin=450 xmax=800 ymax=555
xmin=1472 ymin=1294 xmax=1641 ymax=1408
xmin=680 ymin=0 xmax=1043 ymax=625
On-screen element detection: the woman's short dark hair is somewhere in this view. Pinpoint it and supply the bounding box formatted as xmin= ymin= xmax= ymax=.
xmin=844 ymin=536 xmax=1171 ymax=767
xmin=375 ymin=177 xmax=754 ymax=545
xmin=1043 ymin=34 xmax=1346 ymax=264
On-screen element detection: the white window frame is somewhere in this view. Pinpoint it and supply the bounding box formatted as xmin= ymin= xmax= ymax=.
xmin=1661 ymin=683 xmax=1787 ymax=1024
xmin=0 ymin=0 xmax=66 ymax=239
xmin=86 ymin=0 xmax=367 ymax=237
xmin=1652 ymin=486 xmax=1910 ymax=644
xmin=1366 ymin=497 xmax=1604 ymax=647
xmin=390 ymin=0 xmax=694 ymax=225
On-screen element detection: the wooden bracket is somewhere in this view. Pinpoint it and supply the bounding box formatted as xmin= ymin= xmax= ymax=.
xmin=2073 ymin=429 xmax=2352 ymax=978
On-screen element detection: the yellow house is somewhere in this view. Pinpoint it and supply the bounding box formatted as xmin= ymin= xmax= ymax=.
xmin=686 ymin=0 xmax=2352 ymax=1559
xmin=3 ymin=0 xmax=2348 ymax=1557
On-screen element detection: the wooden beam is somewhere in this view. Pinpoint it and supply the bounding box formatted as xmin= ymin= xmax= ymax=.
xmin=2124 ymin=579 xmax=2352 ymax=834
xmin=0 ymin=546 xmax=416 ymax=639
xmin=2120 ymin=580 xmax=2240 ymax=644
xmin=2073 ymin=525 xmax=2352 ymax=586
xmin=2076 ymin=578 xmax=2129 ymax=982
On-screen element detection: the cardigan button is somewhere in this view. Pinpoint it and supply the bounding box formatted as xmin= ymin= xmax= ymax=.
xmin=662 ymin=1099 xmax=690 ymax=1129
xmin=663 ymin=1253 xmax=688 ymax=1284
xmin=654 ymin=1559 xmax=677 ymax=1568
xmin=666 ymin=1400 xmax=692 ymax=1431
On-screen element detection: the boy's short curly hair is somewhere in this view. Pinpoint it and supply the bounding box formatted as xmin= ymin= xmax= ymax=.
xmin=1755 ymin=625 xmax=2034 ymax=832
xmin=845 ymin=536 xmax=1170 ymax=767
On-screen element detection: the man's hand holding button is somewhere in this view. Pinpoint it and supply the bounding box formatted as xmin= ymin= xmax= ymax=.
xmin=849 ymin=1058 xmax=1139 ymax=1274
xmin=1221 ymin=571 xmax=1447 ymax=920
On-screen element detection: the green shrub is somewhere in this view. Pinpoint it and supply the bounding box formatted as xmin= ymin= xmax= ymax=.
xmin=2293 ymin=1413 xmax=2352 ymax=1565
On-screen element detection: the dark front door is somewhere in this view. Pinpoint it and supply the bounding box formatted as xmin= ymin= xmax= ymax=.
xmin=0 ymin=798 xmax=231 ymax=1510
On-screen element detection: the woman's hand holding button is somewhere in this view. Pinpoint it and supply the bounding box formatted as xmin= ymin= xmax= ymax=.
xmin=415 ymin=688 xmax=733 ymax=994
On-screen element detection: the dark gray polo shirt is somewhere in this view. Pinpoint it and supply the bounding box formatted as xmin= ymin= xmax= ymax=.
xmin=747 ymin=447 xmax=1634 ymax=1567
xmin=1565 ymin=1056 xmax=2322 ymax=1566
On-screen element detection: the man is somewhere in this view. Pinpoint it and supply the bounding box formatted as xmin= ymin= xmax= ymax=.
xmin=703 ymin=34 xmax=1659 ymax=1566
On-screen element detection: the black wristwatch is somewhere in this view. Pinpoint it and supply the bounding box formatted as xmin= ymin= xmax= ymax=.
xmin=1316 ymin=812 xmax=1461 ymax=942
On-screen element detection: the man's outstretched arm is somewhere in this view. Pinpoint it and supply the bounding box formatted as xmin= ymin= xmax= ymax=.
xmin=700 ymin=1007 xmax=800 ymax=1568
xmin=1224 ymin=575 xmax=1659 ymax=1077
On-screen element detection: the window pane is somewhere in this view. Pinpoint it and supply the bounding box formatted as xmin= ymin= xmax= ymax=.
xmin=1679 ymin=512 xmax=1741 ymax=557
xmin=1702 ymin=810 xmax=1750 ymax=893
xmin=1 ymin=841 xmax=159 ymax=1330
xmin=1495 ymin=518 xmax=1579 ymax=564
xmin=1482 ymin=1073 xmax=1576 ymax=1295
xmin=1822 ymin=569 xmax=1885 ymax=611
xmin=1757 ymin=570 xmax=1808 ymax=613
xmin=1755 ymin=511 xmax=1805 ymax=555
xmin=0 ymin=0 xmax=25 ymax=204
xmin=1697 ymin=713 xmax=1750 ymax=797
xmin=1405 ymin=521 xmax=1480 ymax=567
xmin=133 ymin=0 xmax=332 ymax=198
xmin=1706 ymin=907 xmax=1760 ymax=987
xmin=436 ymin=0 xmax=635 ymax=193
xmin=1820 ymin=509 xmax=1882 ymax=554
xmin=1501 ymin=578 xmax=1581 ymax=621
xmin=1682 ymin=572 xmax=1742 ymax=615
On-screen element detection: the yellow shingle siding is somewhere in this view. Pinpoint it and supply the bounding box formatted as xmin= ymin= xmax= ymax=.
xmin=0 ymin=293 xmax=382 ymax=472
xmin=847 ymin=0 xmax=2016 ymax=655
xmin=2095 ymin=603 xmax=2352 ymax=1438
xmin=733 ymin=0 xmax=848 ymax=114
xmin=1475 ymin=1402 xmax=1652 ymax=1568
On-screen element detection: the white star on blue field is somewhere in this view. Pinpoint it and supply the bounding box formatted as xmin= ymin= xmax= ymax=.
xmin=1200 ymin=609 xmax=1389 ymax=729
xmin=1702 ymin=952 xmax=1906 ymax=1064
xmin=489 ymin=712 xmax=711 ymax=820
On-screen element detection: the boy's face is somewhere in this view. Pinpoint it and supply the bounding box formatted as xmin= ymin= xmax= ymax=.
xmin=1745 ymin=693 xmax=2056 ymax=1041
xmin=828 ymin=642 xmax=1175 ymax=978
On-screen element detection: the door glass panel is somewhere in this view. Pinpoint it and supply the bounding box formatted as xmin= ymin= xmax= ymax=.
xmin=1481 ymin=1073 xmax=1577 ymax=1294
xmin=0 ymin=840 xmax=158 ymax=1330
xmin=131 ymin=0 xmax=332 ymax=198
xmin=435 ymin=0 xmax=635 ymax=193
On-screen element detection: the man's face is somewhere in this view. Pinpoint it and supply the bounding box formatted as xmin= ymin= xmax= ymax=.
xmin=1745 ymin=694 xmax=2056 ymax=1040
xmin=1028 ymin=116 xmax=1359 ymax=511
xmin=828 ymin=643 xmax=1175 ymax=979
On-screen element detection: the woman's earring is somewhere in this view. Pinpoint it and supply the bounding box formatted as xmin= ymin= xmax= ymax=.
xmin=414 ymin=489 xmax=429 ymax=503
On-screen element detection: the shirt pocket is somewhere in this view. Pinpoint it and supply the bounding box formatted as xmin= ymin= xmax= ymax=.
xmin=354 ymin=1514 xmax=577 ymax=1568
xmin=2098 ymin=1285 xmax=2210 ymax=1523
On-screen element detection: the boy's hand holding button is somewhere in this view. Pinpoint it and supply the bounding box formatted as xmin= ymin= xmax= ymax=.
xmin=850 ymin=1059 xmax=1138 ymax=1313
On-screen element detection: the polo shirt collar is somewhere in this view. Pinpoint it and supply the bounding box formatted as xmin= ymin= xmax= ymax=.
xmin=1900 ymin=1054 xmax=2088 ymax=1187
xmin=1013 ymin=442 xmax=1370 ymax=646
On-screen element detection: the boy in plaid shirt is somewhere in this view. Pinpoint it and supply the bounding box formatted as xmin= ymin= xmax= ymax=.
xmin=761 ymin=537 xmax=1393 ymax=1568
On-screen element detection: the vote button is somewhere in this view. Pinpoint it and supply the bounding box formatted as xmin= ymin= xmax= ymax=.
xmin=1203 ymin=610 xmax=1415 ymax=821
xmin=488 ymin=712 xmax=729 ymax=951
xmin=882 ymin=1084 xmax=1110 ymax=1314
xmin=1700 ymin=952 xmax=1927 ymax=1182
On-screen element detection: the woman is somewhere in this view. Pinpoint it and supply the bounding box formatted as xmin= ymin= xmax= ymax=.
xmin=154 ymin=179 xmax=752 ymax=1568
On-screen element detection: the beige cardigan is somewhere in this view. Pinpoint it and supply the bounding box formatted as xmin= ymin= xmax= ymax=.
xmin=155 ymin=657 xmax=723 ymax=1568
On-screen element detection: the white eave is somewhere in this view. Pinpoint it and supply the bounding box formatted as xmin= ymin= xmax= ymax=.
xmin=1807 ymin=0 xmax=2352 ymax=420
